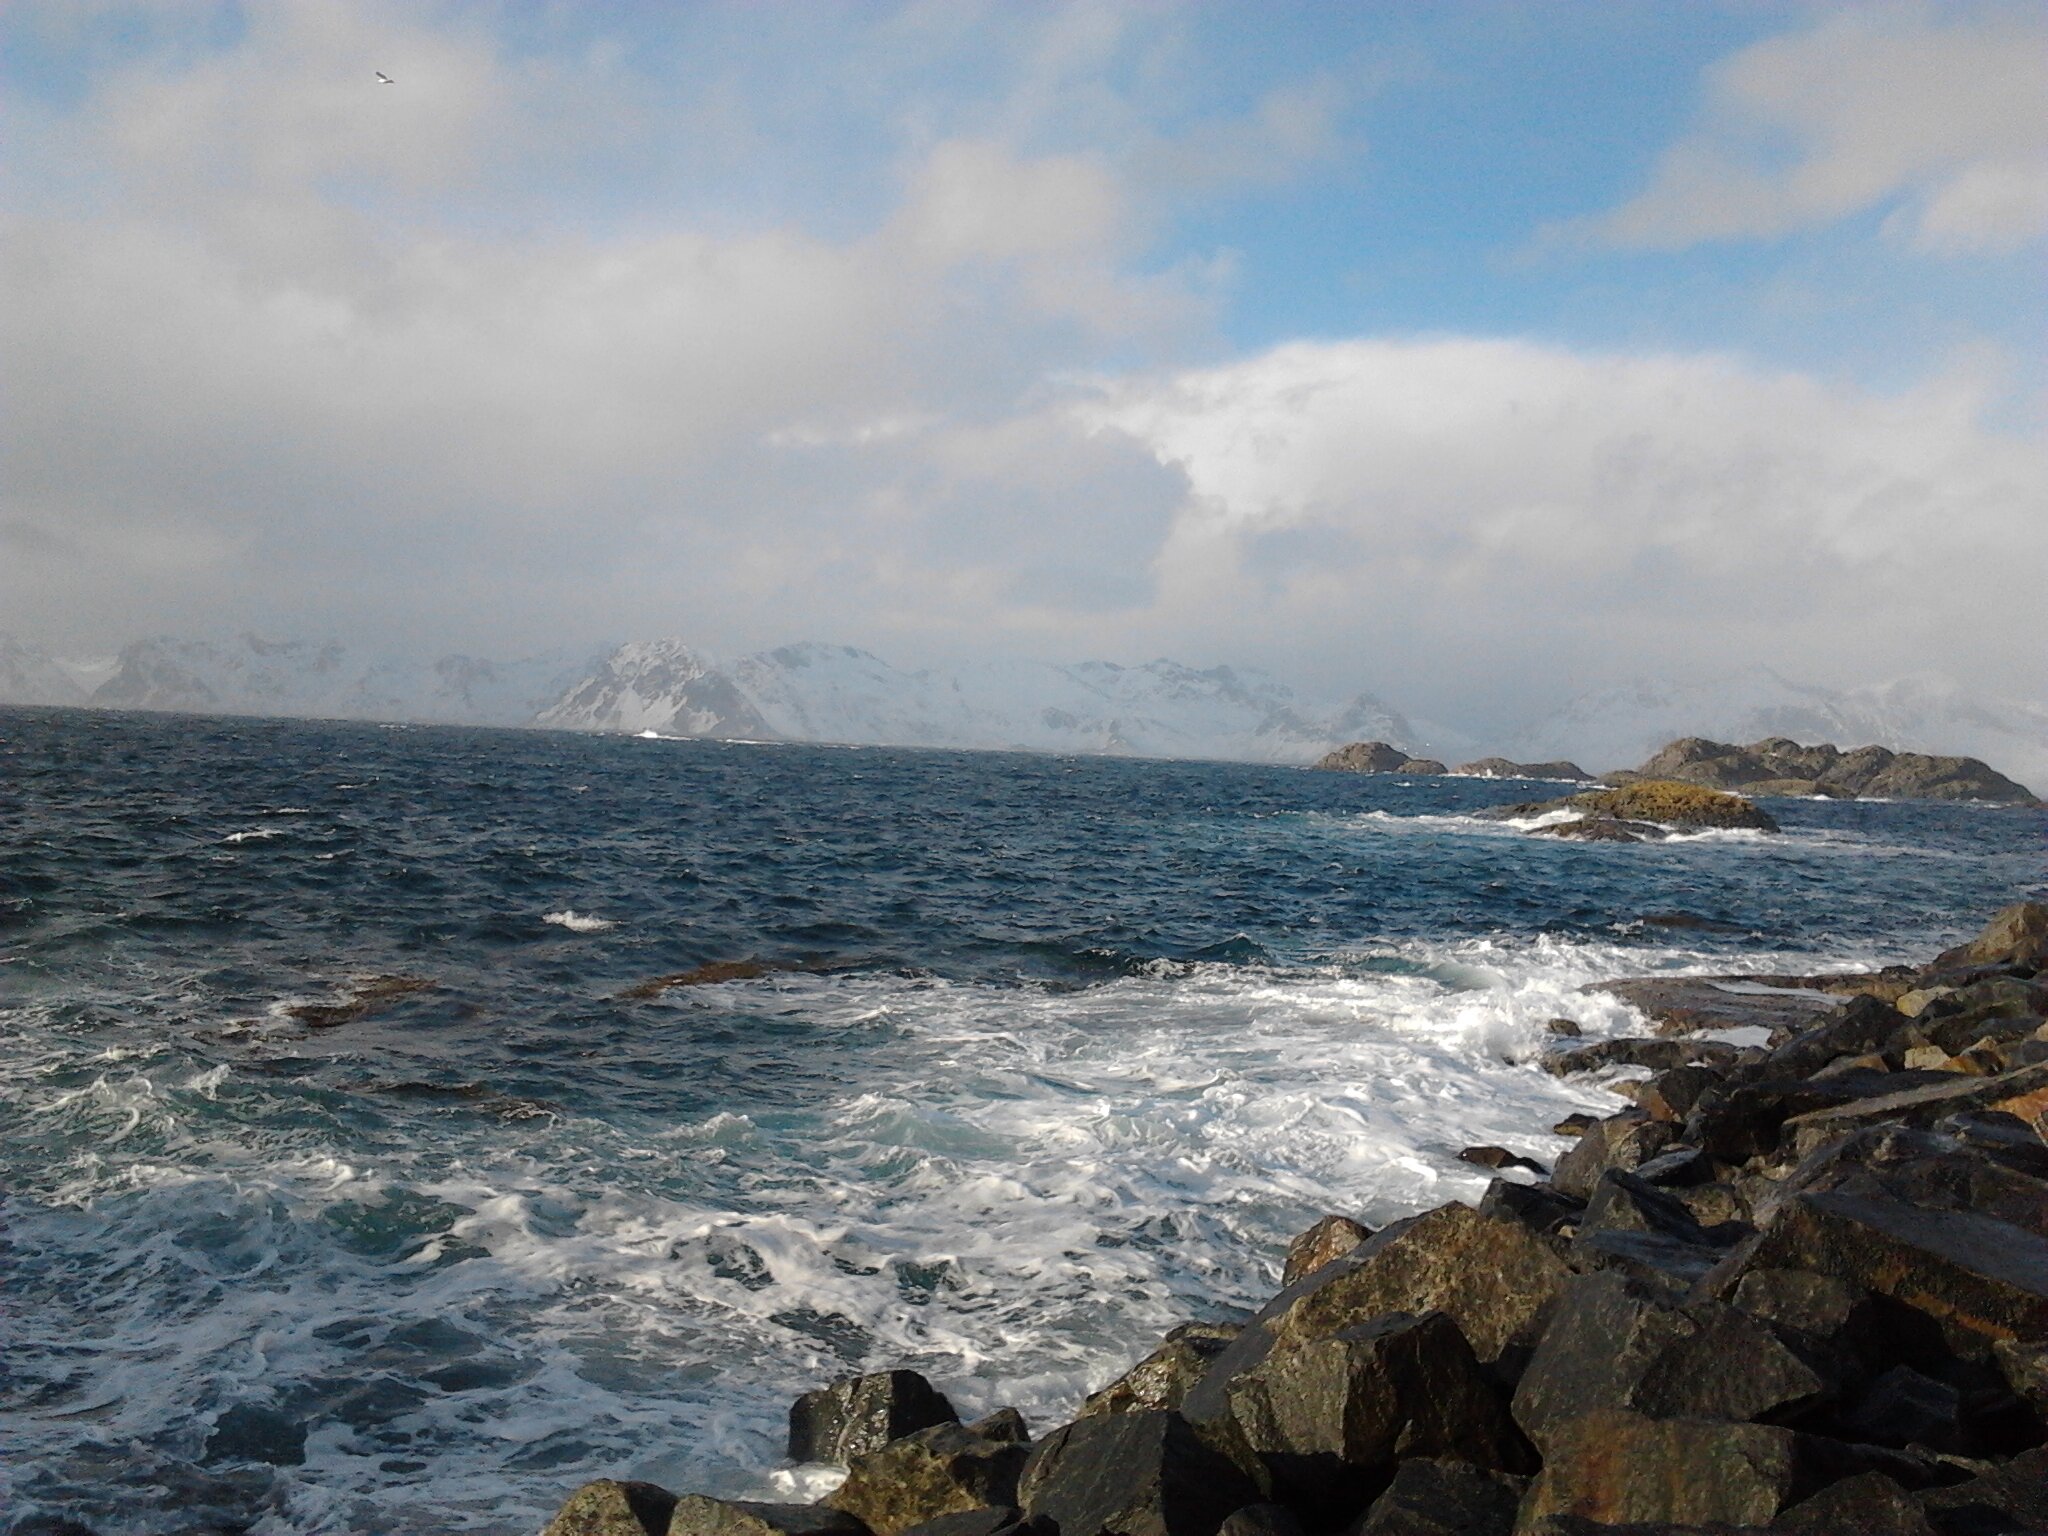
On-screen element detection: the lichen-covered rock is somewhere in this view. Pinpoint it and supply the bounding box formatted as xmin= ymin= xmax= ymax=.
xmin=1081 ymin=1323 xmax=1242 ymax=1418
xmin=668 ymin=1498 xmax=872 ymax=1536
xmin=541 ymin=1479 xmax=680 ymax=1536
xmin=1017 ymin=1410 xmax=1259 ymax=1536
xmin=1282 ymin=1216 xmax=1375 ymax=1287
xmin=1514 ymin=1411 xmax=1819 ymax=1528
xmin=1487 ymin=779 xmax=1778 ymax=832
xmin=1936 ymin=901 xmax=2048 ymax=972
xmin=827 ymin=1423 xmax=1028 ymax=1536
xmin=1218 ymin=1311 xmax=1531 ymax=1520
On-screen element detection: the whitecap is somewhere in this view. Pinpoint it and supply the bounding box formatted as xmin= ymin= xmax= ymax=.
xmin=542 ymin=910 xmax=614 ymax=933
xmin=221 ymin=828 xmax=285 ymax=844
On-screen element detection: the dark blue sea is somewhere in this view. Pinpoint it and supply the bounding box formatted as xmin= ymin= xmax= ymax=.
xmin=4 ymin=707 xmax=2043 ymax=1534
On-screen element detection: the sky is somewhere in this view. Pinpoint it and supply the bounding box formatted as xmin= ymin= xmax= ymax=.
xmin=3 ymin=0 xmax=2044 ymax=728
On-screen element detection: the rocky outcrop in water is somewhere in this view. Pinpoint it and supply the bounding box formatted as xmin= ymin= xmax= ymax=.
xmin=541 ymin=902 xmax=2048 ymax=1536
xmin=1454 ymin=758 xmax=1593 ymax=782
xmin=1610 ymin=736 xmax=2038 ymax=805
xmin=1482 ymin=780 xmax=1782 ymax=840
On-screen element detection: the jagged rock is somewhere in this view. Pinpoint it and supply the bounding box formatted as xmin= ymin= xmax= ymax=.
xmin=1283 ymin=1217 xmax=1376 ymax=1287
xmin=827 ymin=1423 xmax=1029 ymax=1536
xmin=1744 ymin=994 xmax=1909 ymax=1084
xmin=965 ymin=1409 xmax=1030 ymax=1444
xmin=1575 ymin=1170 xmax=1738 ymax=1249
xmin=1569 ymin=1227 xmax=1727 ymax=1289
xmin=1350 ymin=1457 xmax=1524 ymax=1535
xmin=1935 ymin=902 xmax=2048 ymax=972
xmin=1631 ymin=1067 xmax=1724 ymax=1124
xmin=1017 ymin=1409 xmax=1259 ymax=1536
xmin=1458 ymin=1146 xmax=1547 ymax=1176
xmin=1213 ymin=1505 xmax=1304 ymax=1536
xmin=541 ymin=1480 xmax=681 ymax=1536
xmin=1551 ymin=1112 xmax=1599 ymax=1137
xmin=1514 ymin=1410 xmax=1834 ymax=1528
xmin=1630 ymin=1147 xmax=1721 ymax=1188
xmin=1942 ymin=1112 xmax=2048 ymax=1181
xmin=1779 ymin=1062 xmax=2048 ymax=1154
xmin=1774 ymin=1472 xmax=1936 ymax=1535
xmin=1550 ymin=1114 xmax=1677 ymax=1201
xmin=1701 ymin=1190 xmax=2048 ymax=1358
xmin=1264 ymin=1205 xmax=1571 ymax=1375
xmin=1511 ymin=1273 xmax=1830 ymax=1453
xmin=1313 ymin=742 xmax=1414 ymax=774
xmin=897 ymin=1510 xmax=1044 ymax=1536
xmin=1753 ymin=1122 xmax=2048 ymax=1239
xmin=1918 ymin=1443 xmax=2048 ymax=1532
xmin=1689 ymin=1067 xmax=1958 ymax=1163
xmin=790 ymin=1371 xmax=960 ymax=1465
xmin=668 ymin=1498 xmax=872 ymax=1536
xmin=1840 ymin=1365 xmax=1966 ymax=1452
xmin=1478 ymin=1179 xmax=1583 ymax=1238
xmin=1217 ymin=1311 xmax=1531 ymax=1520
xmin=1082 ymin=1324 xmax=1242 ymax=1417
xmin=1542 ymin=1038 xmax=1738 ymax=1077
xmin=1545 ymin=1018 xmax=1583 ymax=1038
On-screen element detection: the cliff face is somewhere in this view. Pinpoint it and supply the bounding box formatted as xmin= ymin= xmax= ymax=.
xmin=1615 ymin=735 xmax=2037 ymax=805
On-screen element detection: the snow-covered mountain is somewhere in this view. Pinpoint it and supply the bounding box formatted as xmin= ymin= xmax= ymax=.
xmin=66 ymin=634 xmax=600 ymax=728
xmin=538 ymin=639 xmax=1419 ymax=762
xmin=0 ymin=634 xmax=91 ymax=707
xmin=1506 ymin=667 xmax=2048 ymax=792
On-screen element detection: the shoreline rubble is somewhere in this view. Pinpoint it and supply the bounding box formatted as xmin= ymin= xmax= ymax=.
xmin=545 ymin=902 xmax=2048 ymax=1536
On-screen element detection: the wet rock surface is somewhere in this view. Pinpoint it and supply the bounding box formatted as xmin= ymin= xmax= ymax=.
xmin=538 ymin=903 xmax=2048 ymax=1536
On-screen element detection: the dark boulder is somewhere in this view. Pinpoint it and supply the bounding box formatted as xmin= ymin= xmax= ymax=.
xmin=1457 ymin=1146 xmax=1547 ymax=1176
xmin=1216 ymin=1311 xmax=1531 ymax=1521
xmin=1213 ymin=1505 xmax=1304 ymax=1536
xmin=1529 ymin=817 xmax=1657 ymax=843
xmin=897 ymin=1510 xmax=1045 ymax=1536
xmin=1082 ymin=1323 xmax=1242 ymax=1418
xmin=540 ymin=1480 xmax=681 ymax=1536
xmin=1017 ymin=1409 xmax=1260 ymax=1536
xmin=1700 ymin=1190 xmax=2048 ymax=1358
xmin=1283 ymin=1217 xmax=1376 ymax=1287
xmin=666 ymin=1497 xmax=870 ymax=1536
xmin=964 ymin=1409 xmax=1030 ymax=1444
xmin=1511 ymin=1272 xmax=1830 ymax=1453
xmin=1777 ymin=1062 xmax=2048 ymax=1156
xmin=1688 ymin=1067 xmax=1958 ymax=1163
xmin=1550 ymin=1114 xmax=1677 ymax=1201
xmin=1477 ymin=1178 xmax=1582 ymax=1239
xmin=1918 ymin=1442 xmax=2048 ymax=1534
xmin=827 ymin=1423 xmax=1029 ymax=1536
xmin=1349 ymin=1457 xmax=1525 ymax=1535
xmin=1774 ymin=1471 xmax=1936 ymax=1535
xmin=1515 ymin=1410 xmax=1848 ymax=1528
xmin=791 ymin=1371 xmax=959 ymax=1465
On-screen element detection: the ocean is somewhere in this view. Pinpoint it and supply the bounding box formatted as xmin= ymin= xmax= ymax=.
xmin=3 ymin=707 xmax=2042 ymax=1535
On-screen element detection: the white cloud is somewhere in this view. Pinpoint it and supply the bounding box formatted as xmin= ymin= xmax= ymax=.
xmin=1585 ymin=2 xmax=2048 ymax=254
xmin=1087 ymin=338 xmax=2048 ymax=716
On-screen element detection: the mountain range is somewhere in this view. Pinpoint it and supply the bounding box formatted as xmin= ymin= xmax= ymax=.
xmin=2 ymin=632 xmax=2043 ymax=790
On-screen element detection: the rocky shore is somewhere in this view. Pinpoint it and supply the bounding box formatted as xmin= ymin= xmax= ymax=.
xmin=541 ymin=903 xmax=2048 ymax=1536
xmin=1311 ymin=735 xmax=2040 ymax=807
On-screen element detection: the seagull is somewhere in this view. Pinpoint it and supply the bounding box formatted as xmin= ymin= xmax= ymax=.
xmin=374 ymin=70 xmax=395 ymax=85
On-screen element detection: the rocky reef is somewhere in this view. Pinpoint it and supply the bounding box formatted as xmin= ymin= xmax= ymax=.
xmin=1482 ymin=780 xmax=1783 ymax=842
xmin=1310 ymin=733 xmax=2037 ymax=806
xmin=1607 ymin=737 xmax=2037 ymax=806
xmin=541 ymin=903 xmax=2048 ymax=1536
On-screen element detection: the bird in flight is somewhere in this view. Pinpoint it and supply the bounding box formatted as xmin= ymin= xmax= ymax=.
xmin=374 ymin=70 xmax=395 ymax=85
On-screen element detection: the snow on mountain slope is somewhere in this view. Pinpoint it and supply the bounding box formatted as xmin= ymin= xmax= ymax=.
xmin=538 ymin=641 xmax=1422 ymax=762
xmin=0 ymin=634 xmax=88 ymax=707
xmin=1507 ymin=667 xmax=2048 ymax=791
xmin=69 ymin=634 xmax=598 ymax=727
